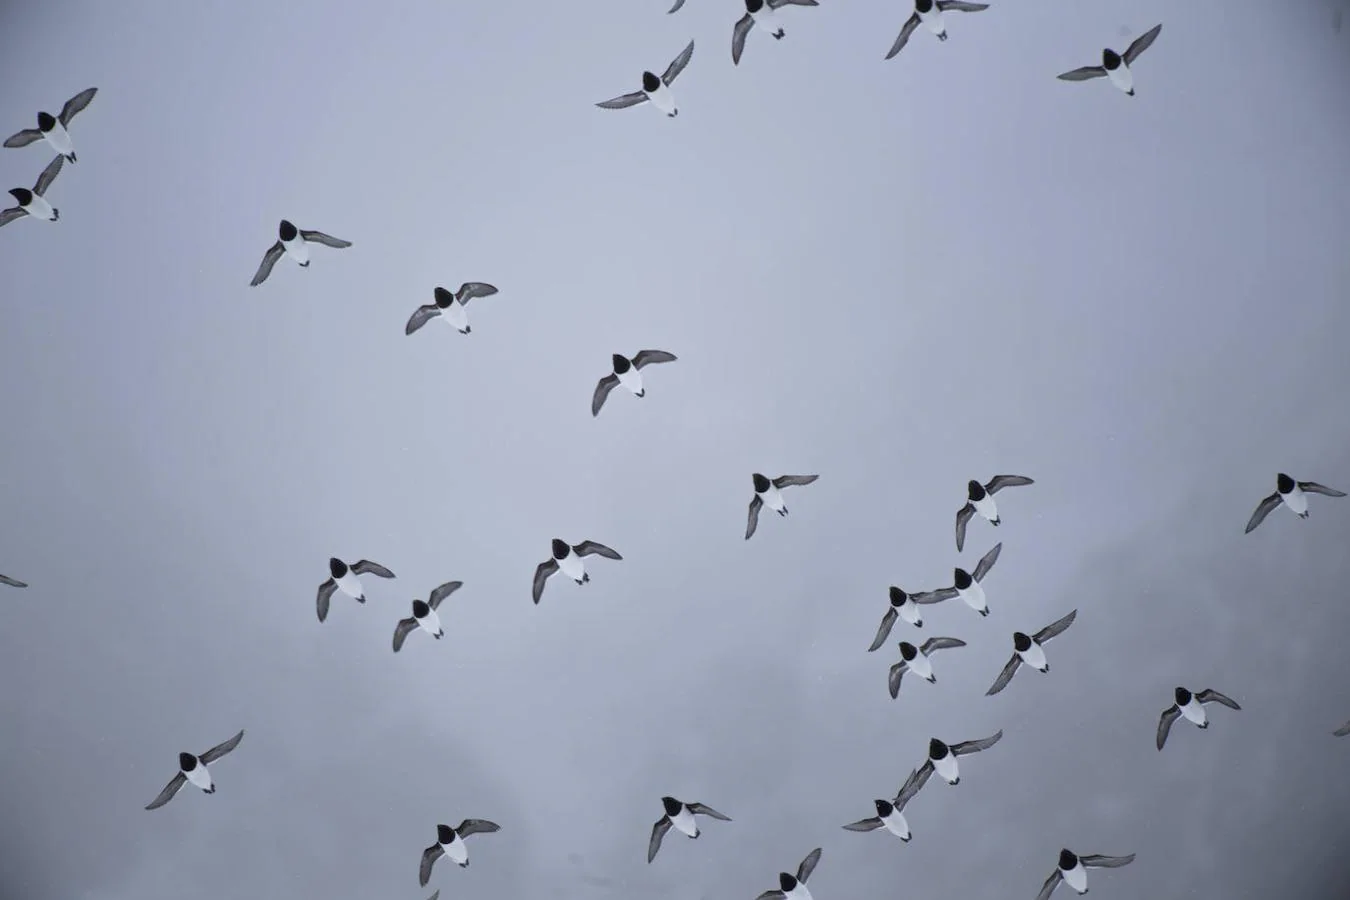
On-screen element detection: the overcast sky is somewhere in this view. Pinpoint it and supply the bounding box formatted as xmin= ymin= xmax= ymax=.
xmin=2 ymin=1 xmax=1349 ymax=899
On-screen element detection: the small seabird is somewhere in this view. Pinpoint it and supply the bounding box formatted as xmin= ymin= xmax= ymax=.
xmin=0 ymin=574 xmax=27 ymax=588
xmin=868 ymin=586 xmax=945 ymax=646
xmin=986 ymin=609 xmax=1078 ymax=696
xmin=1057 ymin=23 xmax=1163 ymax=96
xmin=1035 ymin=849 xmax=1135 ymax=899
xmin=1333 ymin=720 xmax=1350 ymax=737
xmin=914 ymin=543 xmax=1003 ymax=616
xmin=745 ymin=473 xmax=819 ymax=540
xmin=1156 ymin=686 xmax=1240 ymax=750
xmin=419 ymin=819 xmax=501 ymax=885
xmin=889 ymin=637 xmax=967 ymax=698
xmin=841 ymin=767 xmax=927 ymax=842
xmin=954 ymin=474 xmax=1034 ymax=552
xmin=532 ymin=539 xmax=623 ymax=604
xmin=1244 ymin=472 xmax=1346 ymax=533
xmin=754 ymin=847 xmax=822 ymax=900
xmin=144 ymin=729 xmax=246 ymax=810
xmin=316 ymin=557 xmax=396 ymax=622
xmin=647 ymin=796 xmax=732 ymax=863
xmin=910 ymin=730 xmax=1003 ymax=789
xmin=4 ymin=87 xmax=97 ymax=162
xmin=596 ymin=40 xmax=695 ymax=118
xmin=0 ymin=155 xmax=65 ymax=228
xmin=392 ymin=581 xmax=463 ymax=653
xmin=249 ymin=219 xmax=352 ymax=287
xmin=885 ymin=0 xmax=991 ymax=60
xmin=592 ymin=350 xmax=678 ymax=416
xmin=732 ymin=0 xmax=821 ymax=67
xmin=405 ymin=283 xmax=500 ymax=336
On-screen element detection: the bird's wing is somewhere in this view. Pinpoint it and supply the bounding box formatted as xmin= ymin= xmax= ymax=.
xmin=1196 ymin=689 xmax=1240 ymax=710
xmin=885 ymin=14 xmax=921 ymax=60
xmin=33 ymin=155 xmax=63 ymax=196
xmin=457 ymin=818 xmax=500 ymax=838
xmin=688 ymin=802 xmax=732 ymax=821
xmin=592 ymin=374 xmax=620 ymax=417
xmin=732 ymin=14 xmax=755 ymax=66
xmin=144 ymin=772 xmax=188 ymax=810
xmin=772 ymin=474 xmax=819 ymax=489
xmin=1081 ymin=853 xmax=1135 ymax=869
xmin=596 ymin=91 xmax=649 ymax=110
xmin=532 ymin=559 xmax=559 ymax=604
xmin=1298 ymin=481 xmax=1347 ymax=497
xmin=796 ymin=847 xmax=822 ymax=884
xmin=972 ymin=542 xmax=1003 ymax=582
xmin=1034 ymin=609 xmax=1078 ymax=644
xmin=316 ymin=579 xmax=337 ymax=623
xmin=633 ymin=349 xmax=678 ymax=369
xmin=200 ymin=728 xmax=245 ymax=764
xmin=406 ymin=304 xmax=441 ymax=335
xmin=1156 ymin=706 xmax=1181 ymax=750
xmin=951 ymin=729 xmax=1003 ymax=756
xmin=888 ymin=662 xmax=908 ymax=699
xmin=3 ymin=128 xmax=43 ymax=148
xmin=841 ymin=817 xmax=883 ymax=832
xmin=867 ymin=608 xmax=898 ymax=652
xmin=1333 ymin=720 xmax=1350 ymax=737
xmin=986 ymin=474 xmax=1034 ymax=494
xmin=769 ymin=0 xmax=818 ymax=7
xmin=911 ymin=587 xmax=958 ymax=605
xmin=575 ymin=540 xmax=622 ymax=560
xmin=393 ymin=617 xmax=418 ymax=653
xmin=985 ymin=654 xmax=1022 ymax=696
xmin=745 ymin=494 xmax=764 ymax=540
xmin=1034 ymin=868 xmax=1063 ymax=900
xmin=755 ymin=893 xmax=785 ymax=900
xmin=668 ymin=0 xmax=686 ymax=11
xmin=662 ymin=39 xmax=696 ymax=85
xmin=0 ymin=207 xmax=26 ymax=228
xmin=893 ymin=766 xmax=927 ymax=808
xmin=1244 ymin=492 xmax=1282 ymax=533
xmin=1122 ymin=23 xmax=1162 ymax=66
xmin=420 ymin=844 xmax=445 ymax=887
xmin=648 ymin=817 xmax=672 ymax=862
xmin=909 ymin=760 xmax=934 ymax=794
xmin=955 ymin=503 xmax=975 ymax=552
xmin=1057 ymin=65 xmax=1107 ymax=82
xmin=457 ymin=282 xmax=499 ymax=304
xmin=428 ymin=581 xmax=463 ymax=610
xmin=250 ymin=242 xmax=285 ymax=287
xmin=352 ymin=559 xmax=395 ymax=578
xmin=937 ymin=0 xmax=990 ymax=10
xmin=427 ymin=892 xmax=440 ymax=900
xmin=299 ymin=229 xmax=352 ymax=248
xmin=59 ymin=87 xmax=98 ymax=126
xmin=0 ymin=574 xmax=28 ymax=587
xmin=921 ymin=636 xmax=966 ymax=654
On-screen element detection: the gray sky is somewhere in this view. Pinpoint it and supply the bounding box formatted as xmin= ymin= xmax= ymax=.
xmin=2 ymin=1 xmax=1349 ymax=899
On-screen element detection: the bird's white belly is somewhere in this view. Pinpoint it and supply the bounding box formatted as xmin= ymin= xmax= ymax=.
xmin=671 ymin=808 xmax=698 ymax=838
xmin=752 ymin=8 xmax=781 ymax=31
xmin=420 ymin=609 xmax=443 ymax=635
xmin=336 ymin=571 xmax=364 ymax=599
xmin=934 ymin=755 xmax=959 ymax=783
xmin=899 ymin=603 xmax=921 ymax=625
xmin=787 ymin=884 xmax=811 ymax=900
xmin=444 ymin=839 xmax=469 ymax=865
xmin=284 ymin=239 xmax=310 ymax=265
xmin=442 ymin=302 xmax=469 ymax=331
xmin=920 ymin=9 xmax=945 ymax=34
xmin=648 ymin=84 xmax=677 ymax=115
xmin=25 ymin=195 xmax=55 ymax=220
xmin=958 ymin=582 xmax=986 ymax=612
xmin=1062 ymin=865 xmax=1088 ymax=894
xmin=1022 ymin=642 xmax=1048 ymax=671
xmin=46 ymin=124 xmax=74 ymax=155
xmin=559 ymin=553 xmax=585 ymax=581
xmin=909 ymin=653 xmax=933 ymax=680
xmin=973 ymin=494 xmax=998 ymax=522
xmin=185 ymin=764 xmax=213 ymax=791
xmin=618 ymin=367 xmax=644 ymax=395
xmin=882 ymin=810 xmax=910 ymax=838
xmin=1284 ymin=490 xmax=1308 ymax=516
xmin=1107 ymin=64 xmax=1134 ymax=93
xmin=764 ymin=486 xmax=786 ymax=512
xmin=1181 ymin=702 xmax=1207 ymax=726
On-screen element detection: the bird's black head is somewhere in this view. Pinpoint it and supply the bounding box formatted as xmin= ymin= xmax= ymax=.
xmin=752 ymin=473 xmax=772 ymax=493
xmin=412 ymin=599 xmax=431 ymax=617
xmin=778 ymin=874 xmax=797 ymax=892
xmin=551 ymin=538 xmax=570 ymax=559
xmin=746 ymin=0 xmax=765 ymax=12
xmin=915 ymin=0 xmax=935 ymax=12
xmin=874 ymin=798 xmax=894 ymax=816
xmin=437 ymin=824 xmax=456 ymax=844
xmin=612 ymin=353 xmax=632 ymax=374
xmin=1174 ymin=686 xmax=1192 ymax=705
xmin=1103 ymin=48 xmax=1122 ymax=69
xmin=953 ymin=568 xmax=973 ymax=590
xmin=641 ymin=71 xmax=662 ymax=93
xmin=898 ymin=641 xmax=918 ymax=661
xmin=1013 ymin=632 xmax=1032 ymax=652
xmin=661 ymin=796 xmax=682 ymax=816
xmin=1276 ymin=472 xmax=1295 ymax=493
xmin=434 ymin=287 xmax=455 ymax=308
xmin=37 ymin=111 xmax=57 ymax=131
xmin=928 ymin=738 xmax=949 ymax=759
xmin=279 ymin=219 xmax=298 ymax=241
xmin=178 ymin=752 xmax=198 ymax=771
xmin=967 ymin=479 xmax=986 ymax=500
xmin=9 ymin=187 xmax=32 ymax=205
xmin=329 ymin=557 xmax=347 ymax=578
xmin=1058 ymin=849 xmax=1078 ymax=870
xmin=888 ymin=586 xmax=908 ymax=607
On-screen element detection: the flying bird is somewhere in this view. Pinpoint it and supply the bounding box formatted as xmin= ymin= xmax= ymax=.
xmin=1057 ymin=23 xmax=1163 ymax=96
xmin=1035 ymin=849 xmax=1135 ymax=899
xmin=1244 ymin=472 xmax=1346 ymax=533
xmin=419 ymin=819 xmax=501 ymax=885
xmin=986 ymin=609 xmax=1078 ymax=696
xmin=316 ymin=557 xmax=396 ymax=622
xmin=913 ymin=543 xmax=1003 ymax=616
xmin=597 ymin=40 xmax=695 ymax=118
xmin=1334 ymin=720 xmax=1350 ymax=737
xmin=4 ymin=87 xmax=97 ymax=162
xmin=732 ymin=0 xmax=820 ymax=66
xmin=1156 ymin=686 xmax=1240 ymax=750
xmin=249 ymin=219 xmax=351 ymax=287
xmin=0 ymin=574 xmax=27 ymax=588
xmin=868 ymin=586 xmax=945 ymax=645
xmin=754 ymin=848 xmax=823 ymax=900
xmin=910 ymin=731 xmax=1003 ymax=789
xmin=392 ymin=581 xmax=463 ymax=652
xmin=841 ymin=767 xmax=927 ymax=842
xmin=532 ymin=539 xmax=622 ymax=604
xmin=889 ymin=637 xmax=967 ymax=698
xmin=647 ymin=796 xmax=732 ymax=863
xmin=405 ymin=283 xmax=500 ymax=336
xmin=745 ymin=473 xmax=819 ymax=540
xmin=144 ymin=729 xmax=245 ymax=810
xmin=885 ymin=0 xmax=991 ymax=60
xmin=592 ymin=350 xmax=678 ymax=416
xmin=0 ymin=155 xmax=64 ymax=228
xmin=955 ymin=475 xmax=1034 ymax=551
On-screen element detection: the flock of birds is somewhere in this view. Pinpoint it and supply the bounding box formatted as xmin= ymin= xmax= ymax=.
xmin=4 ymin=3 xmax=1350 ymax=899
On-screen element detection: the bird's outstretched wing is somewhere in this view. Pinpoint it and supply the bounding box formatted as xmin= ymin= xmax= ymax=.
xmin=755 ymin=892 xmax=785 ymax=900
xmin=796 ymin=847 xmax=822 ymax=884
xmin=1081 ymin=853 xmax=1135 ymax=869
xmin=200 ymin=729 xmax=245 ymax=764
xmin=1122 ymin=23 xmax=1162 ymax=66
xmin=841 ymin=816 xmax=883 ymax=832
xmin=316 ymin=579 xmax=337 ymax=622
xmin=867 ymin=608 xmax=898 ymax=652
xmin=299 ymin=229 xmax=352 ymax=248
xmin=428 ymin=581 xmax=463 ymax=610
xmin=532 ymin=559 xmax=559 ymax=605
xmin=911 ymin=587 xmax=958 ymax=604
xmin=769 ymin=0 xmax=819 ymax=6
xmin=144 ymin=772 xmax=188 ymax=810
xmin=1299 ymin=481 xmax=1347 ymax=497
xmin=250 ymin=241 xmax=285 ymax=287
xmin=1156 ymin=705 xmax=1181 ymax=750
xmin=668 ymin=0 xmax=686 ymax=12
xmin=893 ymin=766 xmax=927 ymax=809
xmin=921 ymin=636 xmax=966 ymax=654
xmin=1034 ymin=609 xmax=1078 ymax=644
xmin=745 ymin=494 xmax=764 ymax=541
xmin=662 ymin=40 xmax=696 ymax=85
xmin=0 ymin=574 xmax=27 ymax=587
xmin=773 ymin=474 xmax=819 ymax=489
xmin=951 ymin=729 xmax=1003 ymax=756
xmin=1034 ymin=868 xmax=1063 ymax=900
xmin=986 ymin=474 xmax=1033 ymax=494
xmin=393 ymin=617 xmax=418 ymax=653
xmin=985 ymin=654 xmax=1022 ymax=696
xmin=1057 ymin=65 xmax=1107 ymax=82
xmin=575 ymin=540 xmax=622 ymax=560
xmin=732 ymin=14 xmax=755 ymax=66
xmin=633 ymin=349 xmax=678 ymax=369
xmin=457 ymin=818 xmax=500 ymax=837
xmin=406 ymin=303 xmax=442 ymax=335
xmin=352 ymin=560 xmax=395 ymax=578
xmin=885 ymin=14 xmax=921 ymax=60
xmin=972 ymin=543 xmax=1003 ymax=582
xmin=3 ymin=128 xmax=43 ymax=148
xmin=648 ymin=816 xmax=672 ymax=862
xmin=908 ymin=760 xmax=935 ymax=794
xmin=887 ymin=662 xmax=908 ymax=699
xmin=1196 ymin=689 xmax=1240 ymax=710
xmin=457 ymin=282 xmax=499 ymax=304
xmin=33 ymin=155 xmax=64 ymax=196
xmin=689 ymin=802 xmax=731 ymax=821
xmin=0 ymin=208 xmax=25 ymax=228
xmin=592 ymin=374 xmax=620 ymax=417
xmin=937 ymin=0 xmax=990 ymax=11
xmin=1244 ymin=491 xmax=1282 ymax=533
xmin=955 ymin=503 xmax=975 ymax=552
xmin=597 ymin=91 xmax=649 ymax=110
xmin=59 ymin=87 xmax=99 ymax=126
xmin=420 ymin=844 xmax=445 ymax=887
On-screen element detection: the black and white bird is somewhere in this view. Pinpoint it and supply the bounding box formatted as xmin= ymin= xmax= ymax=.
xmin=913 ymin=543 xmax=1003 ymax=616
xmin=405 ymin=283 xmax=500 ymax=336
xmin=868 ymin=586 xmax=944 ymax=645
xmin=910 ymin=731 xmax=1003 ymax=788
xmin=592 ymin=350 xmax=678 ymax=416
xmin=885 ymin=0 xmax=990 ymax=60
xmin=4 ymin=87 xmax=97 ymax=162
xmin=1035 ymin=849 xmax=1135 ymax=899
xmin=249 ymin=219 xmax=351 ymax=286
xmin=1057 ymin=24 xmax=1163 ymax=96
xmin=732 ymin=0 xmax=820 ymax=66
xmin=955 ymin=475 xmax=1034 ymax=551
xmin=392 ymin=581 xmax=463 ymax=652
xmin=532 ymin=539 xmax=622 ymax=604
xmin=596 ymin=40 xmax=695 ymax=118
xmin=144 ymin=729 xmax=246 ymax=810
xmin=647 ymin=796 xmax=732 ymax=863
xmin=889 ymin=637 xmax=967 ymax=698
xmin=1244 ymin=472 xmax=1346 ymax=533
xmin=841 ymin=768 xmax=927 ymax=842
xmin=1156 ymin=686 xmax=1240 ymax=750
xmin=0 ymin=573 xmax=26 ymax=588
xmin=745 ymin=473 xmax=819 ymax=540
xmin=986 ymin=609 xmax=1078 ymax=696
xmin=316 ymin=557 xmax=396 ymax=622
xmin=754 ymin=848 xmax=823 ymax=900
xmin=419 ymin=819 xmax=501 ymax=884
xmin=0 ymin=155 xmax=64 ymax=228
